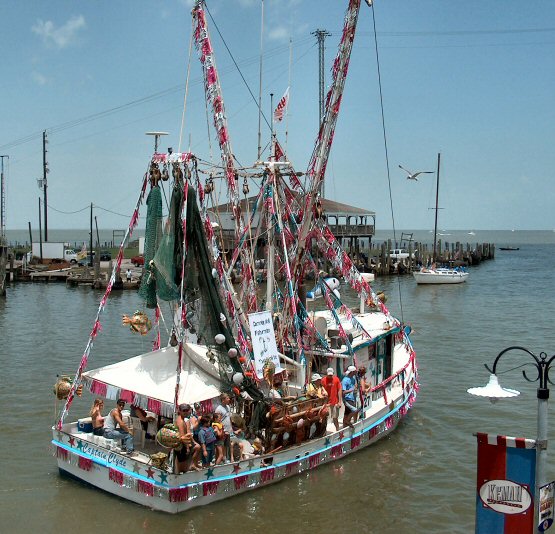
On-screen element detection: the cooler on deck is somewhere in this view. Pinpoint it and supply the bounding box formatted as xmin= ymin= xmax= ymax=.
xmin=77 ymin=417 xmax=93 ymax=433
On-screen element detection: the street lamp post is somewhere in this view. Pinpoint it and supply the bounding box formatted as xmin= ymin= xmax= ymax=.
xmin=468 ymin=346 xmax=554 ymax=533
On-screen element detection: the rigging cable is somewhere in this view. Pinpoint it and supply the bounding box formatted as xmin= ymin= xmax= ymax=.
xmin=179 ymin=31 xmax=195 ymax=153
xmin=370 ymin=2 xmax=404 ymax=323
xmin=204 ymin=3 xmax=272 ymax=132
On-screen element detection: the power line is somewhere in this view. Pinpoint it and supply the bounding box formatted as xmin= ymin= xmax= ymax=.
xmin=0 ymin=37 xmax=313 ymax=153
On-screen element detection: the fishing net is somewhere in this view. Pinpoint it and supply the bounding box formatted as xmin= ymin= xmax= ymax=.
xmin=138 ymin=185 xmax=163 ymax=307
xmin=183 ymin=188 xmax=264 ymax=405
xmin=151 ymin=179 xmax=184 ymax=302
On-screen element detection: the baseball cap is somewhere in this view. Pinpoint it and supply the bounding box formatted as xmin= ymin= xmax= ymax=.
xmin=326 ymin=368 xmax=334 ymax=375
xmin=347 ymin=365 xmax=357 ymax=373
xmin=311 ymin=373 xmax=322 ymax=381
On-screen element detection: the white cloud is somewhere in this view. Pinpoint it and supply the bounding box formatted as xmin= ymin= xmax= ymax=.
xmin=268 ymin=26 xmax=289 ymax=41
xmin=31 ymin=71 xmax=48 ymax=86
xmin=32 ymin=15 xmax=86 ymax=49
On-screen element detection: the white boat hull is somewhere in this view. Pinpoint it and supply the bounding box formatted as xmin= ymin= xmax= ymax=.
xmin=53 ymin=373 xmax=417 ymax=513
xmin=413 ymin=269 xmax=469 ymax=284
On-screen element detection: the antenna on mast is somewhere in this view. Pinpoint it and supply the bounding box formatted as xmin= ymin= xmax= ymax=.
xmin=145 ymin=131 xmax=169 ymax=153
xmin=256 ymin=0 xmax=265 ymax=163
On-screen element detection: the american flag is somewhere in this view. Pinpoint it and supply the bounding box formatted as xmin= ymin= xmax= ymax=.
xmin=273 ymin=87 xmax=289 ymax=122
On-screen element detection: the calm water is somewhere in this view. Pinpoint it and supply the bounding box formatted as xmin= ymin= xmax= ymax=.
xmin=1 ymin=240 xmax=554 ymax=533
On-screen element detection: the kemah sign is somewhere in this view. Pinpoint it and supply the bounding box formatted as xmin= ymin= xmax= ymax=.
xmin=475 ymin=432 xmax=536 ymax=534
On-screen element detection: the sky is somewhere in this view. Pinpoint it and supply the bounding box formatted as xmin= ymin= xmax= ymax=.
xmin=1 ymin=0 xmax=554 ymax=232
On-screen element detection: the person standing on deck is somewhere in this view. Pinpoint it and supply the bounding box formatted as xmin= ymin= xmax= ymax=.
xmin=215 ymin=393 xmax=233 ymax=459
xmin=341 ymin=366 xmax=360 ymax=428
xmin=322 ymin=368 xmax=342 ymax=431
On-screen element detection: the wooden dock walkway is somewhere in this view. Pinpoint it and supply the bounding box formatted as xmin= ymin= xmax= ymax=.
xmin=341 ymin=240 xmax=495 ymax=277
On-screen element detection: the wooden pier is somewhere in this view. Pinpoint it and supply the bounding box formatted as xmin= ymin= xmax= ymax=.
xmin=343 ymin=240 xmax=495 ymax=277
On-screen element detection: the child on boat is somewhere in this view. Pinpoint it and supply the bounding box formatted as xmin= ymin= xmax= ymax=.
xmin=212 ymin=412 xmax=225 ymax=464
xmin=198 ymin=416 xmax=217 ymax=466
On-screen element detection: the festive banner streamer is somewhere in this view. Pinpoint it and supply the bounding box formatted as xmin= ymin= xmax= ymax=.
xmin=78 ymin=456 xmax=93 ymax=471
xmin=285 ymin=461 xmax=299 ymax=475
xmin=203 ymin=481 xmax=219 ymax=496
xmin=331 ymin=445 xmax=343 ymax=458
xmin=260 ymin=468 xmax=275 ymax=483
xmin=56 ymin=446 xmax=69 ymax=461
xmin=109 ymin=468 xmax=124 ymax=486
xmin=169 ymin=487 xmax=189 ymax=502
xmin=309 ymin=453 xmax=321 ymax=469
xmin=137 ymin=480 xmax=154 ymax=497
xmin=57 ymin=170 xmax=150 ymax=428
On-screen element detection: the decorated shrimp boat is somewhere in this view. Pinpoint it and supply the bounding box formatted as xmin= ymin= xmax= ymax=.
xmin=52 ymin=0 xmax=418 ymax=513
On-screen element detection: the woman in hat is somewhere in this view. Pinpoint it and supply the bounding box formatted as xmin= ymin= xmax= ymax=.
xmin=306 ymin=373 xmax=328 ymax=399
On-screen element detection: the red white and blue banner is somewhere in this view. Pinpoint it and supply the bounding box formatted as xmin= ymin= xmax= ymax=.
xmin=475 ymin=432 xmax=536 ymax=534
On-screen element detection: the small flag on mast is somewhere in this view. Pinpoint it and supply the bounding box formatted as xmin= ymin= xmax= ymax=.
xmin=273 ymin=87 xmax=289 ymax=122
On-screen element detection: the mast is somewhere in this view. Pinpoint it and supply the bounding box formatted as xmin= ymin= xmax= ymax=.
xmin=432 ymin=153 xmax=440 ymax=264
xmin=192 ymin=1 xmax=257 ymax=313
xmin=256 ymin=0 xmax=264 ymax=162
xmin=290 ymin=0 xmax=363 ymax=281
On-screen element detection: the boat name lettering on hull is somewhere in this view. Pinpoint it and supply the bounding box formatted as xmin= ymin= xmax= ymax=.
xmin=79 ymin=442 xmax=128 ymax=468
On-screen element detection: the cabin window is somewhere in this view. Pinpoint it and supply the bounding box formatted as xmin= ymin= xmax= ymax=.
xmin=377 ymin=337 xmax=392 ymax=380
xmin=367 ymin=344 xmax=377 ymax=387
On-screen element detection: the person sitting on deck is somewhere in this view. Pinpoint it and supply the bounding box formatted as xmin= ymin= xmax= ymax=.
xmin=130 ymin=404 xmax=156 ymax=438
xmin=269 ymin=369 xmax=296 ymax=402
xmin=90 ymin=398 xmax=105 ymax=436
xmin=104 ymin=399 xmax=135 ymax=455
xmin=306 ymin=373 xmax=329 ymax=399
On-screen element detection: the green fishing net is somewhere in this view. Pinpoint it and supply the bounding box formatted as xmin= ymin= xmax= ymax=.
xmin=151 ymin=181 xmax=183 ymax=302
xmin=138 ymin=186 xmax=162 ymax=308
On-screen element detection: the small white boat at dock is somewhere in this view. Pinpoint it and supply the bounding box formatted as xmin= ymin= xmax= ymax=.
xmin=413 ymin=267 xmax=469 ymax=284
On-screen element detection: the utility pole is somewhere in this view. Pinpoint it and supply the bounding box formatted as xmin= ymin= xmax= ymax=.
xmin=43 ymin=131 xmax=48 ymax=242
xmin=0 ymin=155 xmax=8 ymax=244
xmin=312 ymin=29 xmax=331 ymax=197
xmin=89 ymin=203 xmax=93 ymax=267
xmin=38 ymin=198 xmax=43 ymax=261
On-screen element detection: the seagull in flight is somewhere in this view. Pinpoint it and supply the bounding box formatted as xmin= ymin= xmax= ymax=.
xmin=398 ymin=164 xmax=434 ymax=181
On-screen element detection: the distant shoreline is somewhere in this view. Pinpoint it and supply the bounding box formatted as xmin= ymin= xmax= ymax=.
xmin=5 ymin=229 xmax=555 ymax=247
